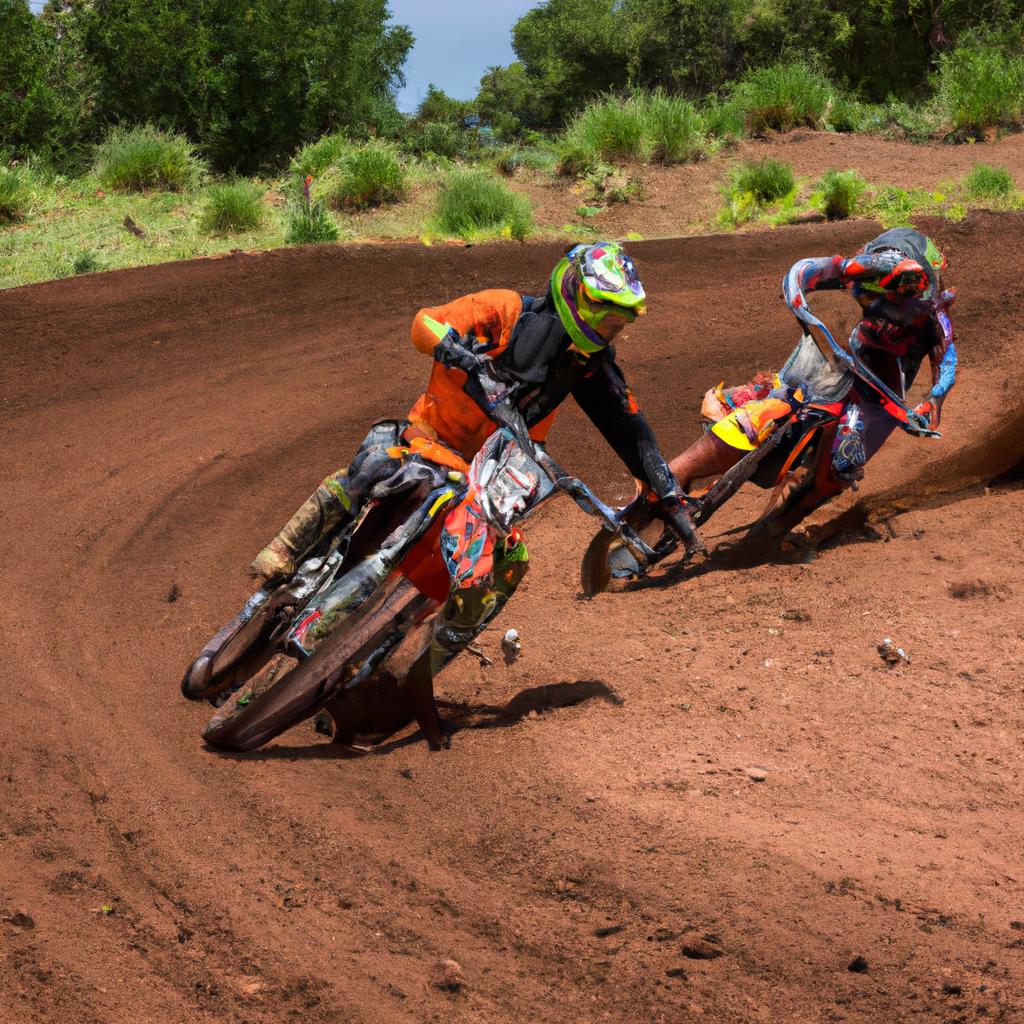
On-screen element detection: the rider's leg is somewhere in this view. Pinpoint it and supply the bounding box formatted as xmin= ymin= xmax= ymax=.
xmin=250 ymin=422 xmax=406 ymax=580
xmin=668 ymin=432 xmax=745 ymax=492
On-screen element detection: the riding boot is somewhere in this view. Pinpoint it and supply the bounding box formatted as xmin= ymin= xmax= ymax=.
xmin=668 ymin=432 xmax=744 ymax=493
xmin=249 ymin=478 xmax=351 ymax=580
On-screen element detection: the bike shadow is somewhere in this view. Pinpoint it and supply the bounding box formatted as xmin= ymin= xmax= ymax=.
xmin=206 ymin=679 xmax=622 ymax=760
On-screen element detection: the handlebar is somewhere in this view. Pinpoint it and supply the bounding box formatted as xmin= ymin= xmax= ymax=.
xmin=489 ymin=396 xmax=670 ymax=570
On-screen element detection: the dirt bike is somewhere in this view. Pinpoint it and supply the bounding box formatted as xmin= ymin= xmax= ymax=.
xmin=181 ymin=401 xmax=677 ymax=753
xmin=580 ymin=298 xmax=948 ymax=597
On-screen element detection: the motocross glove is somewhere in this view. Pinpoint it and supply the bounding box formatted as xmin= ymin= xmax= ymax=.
xmin=433 ymin=328 xmax=511 ymax=414
xmin=904 ymin=407 xmax=933 ymax=434
xmin=911 ymin=399 xmax=941 ymax=430
xmin=653 ymin=494 xmax=705 ymax=560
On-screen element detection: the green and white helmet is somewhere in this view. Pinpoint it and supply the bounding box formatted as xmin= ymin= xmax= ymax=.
xmin=551 ymin=242 xmax=647 ymax=354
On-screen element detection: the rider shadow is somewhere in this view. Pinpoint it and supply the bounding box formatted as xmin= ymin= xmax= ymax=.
xmin=206 ymin=679 xmax=622 ymax=760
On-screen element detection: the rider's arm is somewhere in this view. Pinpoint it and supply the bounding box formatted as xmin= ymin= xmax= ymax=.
xmin=916 ymin=292 xmax=957 ymax=427
xmin=410 ymin=289 xmax=522 ymax=355
xmin=572 ymin=354 xmax=701 ymax=551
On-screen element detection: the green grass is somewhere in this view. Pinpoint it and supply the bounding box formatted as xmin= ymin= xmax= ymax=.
xmin=964 ymin=162 xmax=1015 ymax=199
xmin=730 ymin=158 xmax=795 ymax=203
xmin=430 ymin=169 xmax=532 ymax=240
xmin=404 ymin=120 xmax=467 ymax=159
xmin=201 ymin=180 xmax=264 ymax=233
xmin=327 ymin=142 xmax=407 ymax=209
xmin=285 ymin=186 xmax=340 ymax=244
xmin=937 ymin=44 xmax=1024 ymax=135
xmin=557 ymin=91 xmax=710 ymax=173
xmin=730 ymin=62 xmax=833 ymax=133
xmin=93 ymin=125 xmax=206 ymax=192
xmin=816 ymin=169 xmax=867 ymax=219
xmin=718 ymin=158 xmax=797 ymax=227
xmin=0 ymin=163 xmax=36 ymax=221
xmin=558 ymin=95 xmax=650 ymax=172
xmin=645 ymin=91 xmax=707 ymax=163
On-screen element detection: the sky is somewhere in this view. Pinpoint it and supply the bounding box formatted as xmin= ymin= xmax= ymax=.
xmin=389 ymin=0 xmax=539 ymax=112
xmin=25 ymin=0 xmax=539 ymax=113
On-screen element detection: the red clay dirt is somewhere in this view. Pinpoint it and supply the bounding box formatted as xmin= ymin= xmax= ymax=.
xmin=2 ymin=211 xmax=1023 ymax=1024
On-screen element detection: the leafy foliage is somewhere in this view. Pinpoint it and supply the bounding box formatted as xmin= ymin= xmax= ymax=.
xmin=51 ymin=0 xmax=413 ymax=173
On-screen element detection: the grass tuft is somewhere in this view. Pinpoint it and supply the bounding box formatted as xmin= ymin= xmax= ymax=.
xmin=201 ymin=180 xmax=264 ymax=233
xmin=0 ymin=162 xmax=35 ymax=221
xmin=729 ymin=158 xmax=795 ymax=203
xmin=937 ymin=43 xmax=1024 ymax=136
xmin=285 ymin=177 xmax=339 ymax=244
xmin=93 ymin=125 xmax=206 ymax=192
xmin=964 ymin=162 xmax=1015 ymax=199
xmin=731 ymin=62 xmax=833 ymax=133
xmin=431 ymin=169 xmax=532 ymax=240
xmin=328 ymin=142 xmax=407 ymax=209
xmin=817 ymin=169 xmax=867 ymax=219
xmin=645 ymin=91 xmax=707 ymax=163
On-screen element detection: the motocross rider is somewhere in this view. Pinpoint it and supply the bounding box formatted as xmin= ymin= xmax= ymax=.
xmin=250 ymin=242 xmax=701 ymax=744
xmin=669 ymin=228 xmax=957 ymax=505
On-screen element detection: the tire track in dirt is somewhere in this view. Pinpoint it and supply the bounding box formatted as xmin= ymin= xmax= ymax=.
xmin=2 ymin=213 xmax=1022 ymax=1023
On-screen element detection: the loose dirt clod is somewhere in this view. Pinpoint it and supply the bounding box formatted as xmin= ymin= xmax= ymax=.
xmin=433 ymin=959 xmax=467 ymax=993
xmin=848 ymin=956 xmax=869 ymax=973
xmin=681 ymin=933 xmax=724 ymax=960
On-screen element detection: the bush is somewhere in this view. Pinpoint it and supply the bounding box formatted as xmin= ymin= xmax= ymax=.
xmin=328 ymin=142 xmax=406 ymax=209
xmin=431 ymin=169 xmax=533 ymax=240
xmin=93 ymin=125 xmax=206 ymax=192
xmin=817 ymin=169 xmax=867 ymax=219
xmin=937 ymin=43 xmax=1024 ymax=135
xmin=201 ymin=180 xmax=264 ymax=233
xmin=964 ymin=163 xmax=1015 ymax=199
xmin=645 ymin=91 xmax=707 ymax=163
xmin=728 ymin=158 xmax=795 ymax=203
xmin=290 ymin=133 xmax=354 ymax=178
xmin=285 ymin=177 xmax=339 ymax=244
xmin=0 ymin=162 xmax=35 ymax=221
xmin=731 ymin=62 xmax=834 ymax=133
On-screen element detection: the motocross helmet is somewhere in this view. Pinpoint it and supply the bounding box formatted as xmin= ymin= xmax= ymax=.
xmin=551 ymin=242 xmax=646 ymax=355
xmin=858 ymin=228 xmax=947 ymax=299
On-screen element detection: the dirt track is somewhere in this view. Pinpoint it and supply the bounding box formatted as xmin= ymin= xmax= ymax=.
xmin=2 ymin=213 xmax=1023 ymax=1023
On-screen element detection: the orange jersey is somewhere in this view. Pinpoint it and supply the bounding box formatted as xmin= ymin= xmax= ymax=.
xmin=407 ymin=289 xmax=557 ymax=459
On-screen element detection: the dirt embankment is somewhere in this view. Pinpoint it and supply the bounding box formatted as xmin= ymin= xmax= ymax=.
xmin=1 ymin=211 xmax=1023 ymax=1024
